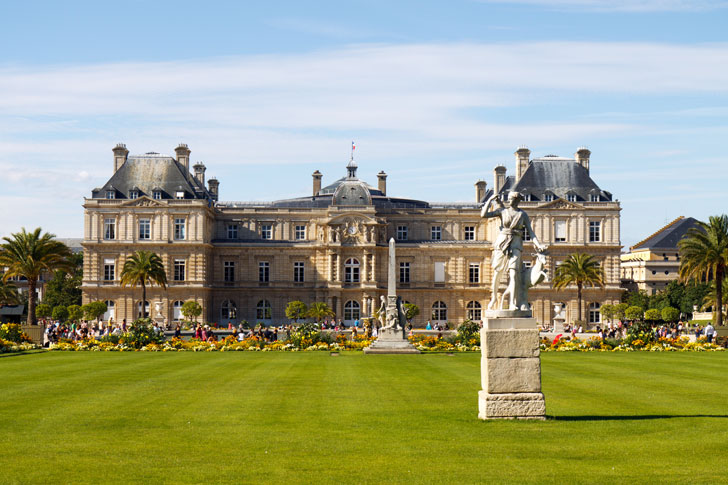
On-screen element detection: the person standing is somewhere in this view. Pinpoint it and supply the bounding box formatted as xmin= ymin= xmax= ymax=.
xmin=705 ymin=322 xmax=716 ymax=343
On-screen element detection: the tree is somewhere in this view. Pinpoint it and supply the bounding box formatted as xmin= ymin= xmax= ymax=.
xmin=181 ymin=300 xmax=202 ymax=323
xmin=661 ymin=306 xmax=680 ymax=323
xmin=599 ymin=303 xmax=615 ymax=323
xmin=625 ymin=305 xmax=644 ymax=321
xmin=645 ymin=308 xmax=662 ymax=322
xmin=404 ymin=303 xmax=420 ymax=324
xmin=613 ymin=303 xmax=629 ymax=322
xmin=82 ymin=301 xmax=107 ymax=323
xmin=42 ymin=252 xmax=83 ymax=309
xmin=679 ymin=214 xmax=728 ymax=327
xmin=51 ymin=305 xmax=68 ymax=322
xmin=552 ymin=253 xmax=605 ymax=323
xmin=67 ymin=304 xmax=83 ymax=323
xmin=285 ymin=300 xmax=308 ymax=322
xmin=306 ymin=302 xmax=334 ymax=322
xmin=35 ymin=303 xmax=52 ymax=320
xmin=119 ymin=251 xmax=167 ymax=318
xmin=0 ymin=228 xmax=73 ymax=325
xmin=622 ymin=290 xmax=649 ymax=311
xmin=0 ymin=278 xmax=20 ymax=306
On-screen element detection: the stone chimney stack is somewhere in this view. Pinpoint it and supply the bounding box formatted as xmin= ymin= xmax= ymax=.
xmin=493 ymin=165 xmax=507 ymax=194
xmin=312 ymin=170 xmax=322 ymax=196
xmin=377 ymin=171 xmax=388 ymax=196
xmin=175 ymin=143 xmax=191 ymax=172
xmin=475 ymin=180 xmax=486 ymax=203
xmin=207 ymin=177 xmax=219 ymax=202
xmin=575 ymin=147 xmax=591 ymax=174
xmin=112 ymin=143 xmax=129 ymax=173
xmin=515 ymin=146 xmax=530 ymax=181
xmin=193 ymin=162 xmax=206 ymax=186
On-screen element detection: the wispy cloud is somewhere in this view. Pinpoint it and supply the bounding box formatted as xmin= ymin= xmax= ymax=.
xmin=476 ymin=0 xmax=728 ymax=12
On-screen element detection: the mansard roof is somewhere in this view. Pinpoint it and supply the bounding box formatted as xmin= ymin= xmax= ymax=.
xmin=91 ymin=154 xmax=211 ymax=200
xmin=631 ymin=216 xmax=701 ymax=251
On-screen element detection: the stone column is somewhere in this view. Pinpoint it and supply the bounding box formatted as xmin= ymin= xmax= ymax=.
xmin=362 ymin=253 xmax=369 ymax=282
xmin=478 ymin=313 xmax=546 ymax=420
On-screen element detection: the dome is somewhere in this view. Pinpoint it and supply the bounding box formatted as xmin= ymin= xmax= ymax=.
xmin=332 ymin=180 xmax=372 ymax=206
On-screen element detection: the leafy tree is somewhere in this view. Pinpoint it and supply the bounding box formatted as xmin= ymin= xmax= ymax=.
xmin=35 ymin=303 xmax=52 ymax=319
xmin=0 ymin=278 xmax=20 ymax=306
xmin=644 ymin=308 xmax=662 ymax=322
xmin=119 ymin=251 xmax=168 ymax=317
xmin=67 ymin=304 xmax=83 ymax=323
xmin=679 ymin=215 xmax=728 ymax=327
xmin=82 ymin=301 xmax=107 ymax=323
xmin=0 ymin=228 xmax=73 ymax=325
xmin=51 ymin=305 xmax=69 ymax=322
xmin=285 ymin=300 xmax=308 ymax=322
xmin=181 ymin=300 xmax=202 ymax=322
xmin=622 ymin=290 xmax=649 ymax=312
xmin=613 ymin=303 xmax=629 ymax=322
xmin=661 ymin=306 xmax=680 ymax=323
xmin=306 ymin=302 xmax=335 ymax=322
xmin=42 ymin=252 xmax=83 ymax=309
xmin=599 ymin=304 xmax=615 ymax=323
xmin=552 ymin=253 xmax=605 ymax=323
xmin=625 ymin=305 xmax=644 ymax=321
xmin=404 ymin=303 xmax=420 ymax=323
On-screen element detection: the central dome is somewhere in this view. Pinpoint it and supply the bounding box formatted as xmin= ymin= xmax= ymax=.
xmin=332 ymin=180 xmax=372 ymax=206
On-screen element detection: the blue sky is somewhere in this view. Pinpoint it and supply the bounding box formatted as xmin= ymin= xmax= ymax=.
xmin=1 ymin=0 xmax=727 ymax=247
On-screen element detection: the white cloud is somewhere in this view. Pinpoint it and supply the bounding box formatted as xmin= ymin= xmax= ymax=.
xmin=476 ymin=0 xmax=728 ymax=12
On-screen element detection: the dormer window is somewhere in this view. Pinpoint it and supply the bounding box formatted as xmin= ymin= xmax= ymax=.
xmin=523 ymin=193 xmax=531 ymax=202
xmin=567 ymin=194 xmax=577 ymax=202
xmin=105 ymin=190 xmax=115 ymax=199
xmin=129 ymin=190 xmax=139 ymax=199
xmin=590 ymin=194 xmax=599 ymax=202
xmin=175 ymin=191 xmax=185 ymax=199
xmin=544 ymin=193 xmax=554 ymax=202
xmin=153 ymin=190 xmax=162 ymax=200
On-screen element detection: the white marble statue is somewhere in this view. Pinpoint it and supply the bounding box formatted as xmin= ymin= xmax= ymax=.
xmin=480 ymin=191 xmax=547 ymax=311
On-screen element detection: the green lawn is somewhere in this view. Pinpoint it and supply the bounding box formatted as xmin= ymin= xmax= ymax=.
xmin=1 ymin=352 xmax=727 ymax=484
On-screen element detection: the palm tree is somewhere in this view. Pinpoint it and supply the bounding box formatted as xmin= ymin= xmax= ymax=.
xmin=0 ymin=228 xmax=72 ymax=325
xmin=306 ymin=302 xmax=335 ymax=322
xmin=120 ymin=250 xmax=167 ymax=319
xmin=0 ymin=278 xmax=20 ymax=306
xmin=679 ymin=215 xmax=728 ymax=326
xmin=552 ymin=253 xmax=605 ymax=323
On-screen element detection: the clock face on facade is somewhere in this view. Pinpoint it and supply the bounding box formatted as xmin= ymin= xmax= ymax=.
xmin=347 ymin=225 xmax=358 ymax=235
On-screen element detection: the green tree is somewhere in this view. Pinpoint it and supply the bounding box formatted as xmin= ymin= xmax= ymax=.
xmin=625 ymin=305 xmax=644 ymax=321
xmin=306 ymin=302 xmax=335 ymax=322
xmin=181 ymin=300 xmax=202 ymax=323
xmin=0 ymin=278 xmax=20 ymax=306
xmin=67 ymin=304 xmax=83 ymax=323
xmin=622 ymin=290 xmax=649 ymax=311
xmin=404 ymin=303 xmax=420 ymax=323
xmin=613 ymin=303 xmax=629 ymax=322
xmin=661 ymin=306 xmax=680 ymax=323
xmin=51 ymin=305 xmax=68 ymax=322
xmin=285 ymin=300 xmax=308 ymax=322
xmin=119 ymin=251 xmax=168 ymax=318
xmin=42 ymin=252 xmax=83 ymax=309
xmin=552 ymin=253 xmax=605 ymax=323
xmin=599 ymin=304 xmax=615 ymax=323
xmin=0 ymin=228 xmax=73 ymax=325
xmin=645 ymin=308 xmax=662 ymax=322
xmin=679 ymin=215 xmax=728 ymax=327
xmin=35 ymin=303 xmax=52 ymax=320
xmin=82 ymin=301 xmax=108 ymax=323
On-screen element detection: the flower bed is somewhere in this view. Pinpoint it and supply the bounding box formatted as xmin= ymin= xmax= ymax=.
xmin=407 ymin=335 xmax=479 ymax=352
xmin=541 ymin=336 xmax=725 ymax=352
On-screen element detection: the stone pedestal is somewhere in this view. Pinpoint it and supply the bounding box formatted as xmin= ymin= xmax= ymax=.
xmin=478 ymin=314 xmax=546 ymax=420
xmin=363 ymin=328 xmax=420 ymax=354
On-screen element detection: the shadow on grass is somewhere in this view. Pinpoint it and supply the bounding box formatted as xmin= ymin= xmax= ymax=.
xmin=0 ymin=350 xmax=47 ymax=359
xmin=552 ymin=414 xmax=728 ymax=421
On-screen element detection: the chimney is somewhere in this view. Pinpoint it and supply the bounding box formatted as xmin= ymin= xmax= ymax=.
xmin=515 ymin=146 xmax=530 ymax=181
xmin=312 ymin=170 xmax=322 ymax=196
xmin=193 ymin=162 xmax=206 ymax=186
xmin=112 ymin=143 xmax=128 ymax=173
xmin=493 ymin=165 xmax=507 ymax=194
xmin=207 ymin=177 xmax=219 ymax=202
xmin=575 ymin=147 xmax=591 ymax=173
xmin=377 ymin=171 xmax=387 ymax=196
xmin=175 ymin=143 xmax=191 ymax=172
xmin=474 ymin=180 xmax=486 ymax=203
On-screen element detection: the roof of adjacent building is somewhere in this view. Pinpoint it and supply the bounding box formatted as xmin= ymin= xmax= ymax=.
xmin=91 ymin=154 xmax=212 ymax=200
xmin=631 ymin=216 xmax=701 ymax=251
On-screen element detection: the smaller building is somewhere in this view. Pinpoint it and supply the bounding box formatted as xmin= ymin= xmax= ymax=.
xmin=620 ymin=216 xmax=700 ymax=294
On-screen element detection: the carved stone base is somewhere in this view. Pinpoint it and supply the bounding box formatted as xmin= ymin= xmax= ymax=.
xmin=478 ymin=391 xmax=546 ymax=420
xmin=363 ymin=328 xmax=420 ymax=354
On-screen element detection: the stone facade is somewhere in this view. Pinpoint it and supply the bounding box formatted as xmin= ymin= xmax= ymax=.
xmin=82 ymin=144 xmax=622 ymax=327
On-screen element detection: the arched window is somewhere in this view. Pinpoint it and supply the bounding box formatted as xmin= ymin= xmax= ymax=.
xmin=103 ymin=300 xmax=115 ymax=322
xmin=173 ymin=301 xmax=184 ymax=321
xmin=466 ymin=301 xmax=482 ymax=321
xmin=257 ymin=300 xmax=272 ymax=320
xmin=221 ymin=300 xmax=237 ymax=319
xmin=345 ymin=258 xmax=360 ymax=283
xmin=344 ymin=300 xmax=360 ymax=323
xmin=432 ymin=301 xmax=447 ymax=321
xmin=136 ymin=300 xmax=150 ymax=318
xmin=588 ymin=302 xmax=601 ymax=324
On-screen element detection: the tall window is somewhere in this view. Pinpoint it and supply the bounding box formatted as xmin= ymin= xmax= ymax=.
xmin=344 ymin=301 xmax=360 ymax=322
xmin=223 ymin=261 xmax=235 ymax=282
xmin=129 ymin=190 xmax=139 ymax=199
xmin=467 ymin=301 xmax=482 ymax=321
xmin=103 ymin=301 xmax=115 ymax=322
xmin=221 ymin=300 xmax=237 ymax=320
xmin=295 ymin=225 xmax=306 ymax=240
xmin=431 ymin=226 xmax=441 ymax=240
xmin=567 ymin=194 xmax=577 ymax=202
xmin=138 ymin=219 xmax=151 ymax=240
xmin=469 ymin=263 xmax=480 ymax=283
xmin=173 ymin=301 xmax=184 ymax=321
xmin=104 ymin=219 xmax=116 ymax=240
xmin=153 ymin=190 xmax=162 ymax=200
xmin=257 ymin=300 xmax=272 ymax=320
xmin=105 ymin=190 xmax=115 ymax=199
xmin=345 ymin=258 xmax=360 ymax=283
xmin=174 ymin=218 xmax=186 ymax=240
xmin=103 ymin=258 xmax=115 ymax=281
xmin=261 ymin=224 xmax=272 ymax=240
xmin=259 ymin=261 xmax=269 ymax=282
xmin=400 ymin=262 xmax=410 ymax=283
xmin=589 ymin=302 xmax=601 ymax=324
xmin=434 ymin=262 xmax=446 ymax=282
xmin=396 ymin=225 xmax=408 ymax=241
xmin=137 ymin=301 xmax=150 ymax=318
xmin=544 ymin=193 xmax=554 ymax=202
xmin=590 ymin=194 xmax=600 ymax=202
xmin=522 ymin=227 xmax=531 ymax=241
xmin=227 ymin=224 xmax=238 ymax=239
xmin=432 ymin=301 xmax=447 ymax=321
xmin=589 ymin=221 xmax=601 ymax=242
xmin=464 ymin=226 xmax=475 ymax=241
xmin=554 ymin=220 xmax=566 ymax=242
xmin=294 ymin=261 xmax=305 ymax=282
xmin=173 ymin=259 xmax=185 ymax=281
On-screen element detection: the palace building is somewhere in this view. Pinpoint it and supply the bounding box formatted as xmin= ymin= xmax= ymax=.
xmin=82 ymin=144 xmax=622 ymax=327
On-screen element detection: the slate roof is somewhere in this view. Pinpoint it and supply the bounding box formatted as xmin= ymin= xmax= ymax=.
xmin=631 ymin=216 xmax=702 ymax=251
xmin=91 ymin=154 xmax=211 ymax=200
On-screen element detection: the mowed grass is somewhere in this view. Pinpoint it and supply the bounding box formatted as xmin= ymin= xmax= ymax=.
xmin=1 ymin=352 xmax=728 ymax=484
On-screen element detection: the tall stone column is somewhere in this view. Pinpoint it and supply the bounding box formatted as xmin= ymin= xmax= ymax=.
xmin=362 ymin=253 xmax=369 ymax=282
